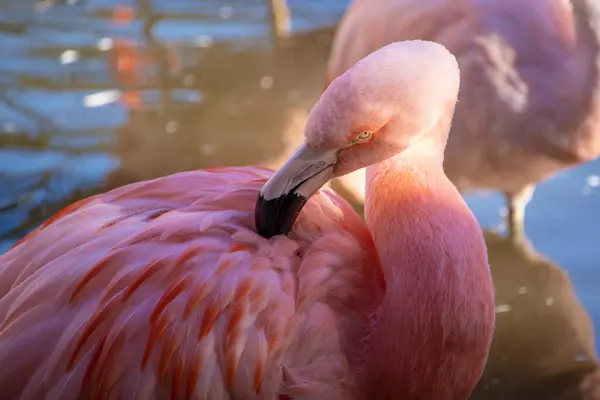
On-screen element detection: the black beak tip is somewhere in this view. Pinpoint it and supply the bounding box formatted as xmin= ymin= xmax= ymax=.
xmin=255 ymin=192 xmax=308 ymax=239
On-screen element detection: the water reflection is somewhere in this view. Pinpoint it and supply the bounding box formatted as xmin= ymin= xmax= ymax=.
xmin=0 ymin=0 xmax=340 ymax=251
xmin=106 ymin=25 xmax=333 ymax=187
xmin=472 ymin=232 xmax=600 ymax=399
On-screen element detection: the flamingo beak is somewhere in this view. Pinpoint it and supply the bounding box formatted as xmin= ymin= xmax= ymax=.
xmin=255 ymin=143 xmax=339 ymax=238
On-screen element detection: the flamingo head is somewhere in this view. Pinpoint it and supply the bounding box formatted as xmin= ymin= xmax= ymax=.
xmin=255 ymin=40 xmax=460 ymax=238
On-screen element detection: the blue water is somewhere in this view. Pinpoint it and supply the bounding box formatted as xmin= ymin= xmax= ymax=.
xmin=466 ymin=162 xmax=600 ymax=340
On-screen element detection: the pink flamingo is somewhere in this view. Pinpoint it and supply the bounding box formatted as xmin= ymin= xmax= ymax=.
xmin=326 ymin=0 xmax=600 ymax=241
xmin=0 ymin=41 xmax=494 ymax=399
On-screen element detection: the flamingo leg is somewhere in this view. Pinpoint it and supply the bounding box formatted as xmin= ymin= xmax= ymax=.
xmin=504 ymin=185 xmax=535 ymax=243
xmin=267 ymin=0 xmax=291 ymax=40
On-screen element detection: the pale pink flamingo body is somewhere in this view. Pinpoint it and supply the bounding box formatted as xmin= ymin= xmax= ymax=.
xmin=0 ymin=41 xmax=494 ymax=399
xmin=326 ymin=0 xmax=600 ymax=240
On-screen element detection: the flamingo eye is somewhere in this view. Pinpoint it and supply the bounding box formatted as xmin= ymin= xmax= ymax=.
xmin=354 ymin=131 xmax=372 ymax=143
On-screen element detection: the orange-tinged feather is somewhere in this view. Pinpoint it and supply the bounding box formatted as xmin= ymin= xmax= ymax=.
xmin=12 ymin=229 xmax=38 ymax=248
xmin=69 ymin=298 xmax=119 ymax=370
xmin=142 ymin=311 xmax=172 ymax=370
xmin=122 ymin=258 xmax=164 ymax=302
xmin=216 ymin=255 xmax=237 ymax=275
xmin=171 ymin=353 xmax=184 ymax=400
xmin=150 ymin=274 xmax=192 ymax=323
xmin=225 ymin=328 xmax=241 ymax=357
xmin=249 ymin=284 xmax=267 ymax=309
xmin=173 ymin=245 xmax=201 ymax=269
xmin=233 ymin=276 xmax=254 ymax=304
xmin=101 ymin=270 xmax=138 ymax=304
xmin=225 ymin=347 xmax=238 ymax=390
xmin=159 ymin=333 xmax=179 ymax=378
xmin=185 ymin=350 xmax=203 ymax=398
xmin=253 ymin=357 xmax=264 ymax=394
xmin=267 ymin=330 xmax=278 ymax=353
xmin=227 ymin=304 xmax=245 ymax=336
xmin=198 ymin=302 xmax=220 ymax=339
xmin=70 ymin=251 xmax=120 ymax=303
xmin=182 ymin=278 xmax=216 ymax=319
xmin=40 ymin=197 xmax=94 ymax=229
xmin=229 ymin=243 xmax=248 ymax=253
xmin=97 ymin=330 xmax=127 ymax=395
xmin=81 ymin=334 xmax=107 ymax=393
xmin=145 ymin=208 xmax=171 ymax=220
xmin=101 ymin=209 xmax=150 ymax=229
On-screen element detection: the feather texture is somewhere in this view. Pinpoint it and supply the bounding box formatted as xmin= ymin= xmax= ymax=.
xmin=0 ymin=166 xmax=383 ymax=400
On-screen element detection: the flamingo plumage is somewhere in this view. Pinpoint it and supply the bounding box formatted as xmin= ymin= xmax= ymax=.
xmin=326 ymin=0 xmax=600 ymax=241
xmin=0 ymin=41 xmax=494 ymax=399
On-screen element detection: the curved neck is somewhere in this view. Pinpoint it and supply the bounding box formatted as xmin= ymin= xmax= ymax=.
xmin=353 ymin=139 xmax=495 ymax=399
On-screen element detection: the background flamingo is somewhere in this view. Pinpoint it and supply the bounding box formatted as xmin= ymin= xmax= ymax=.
xmin=326 ymin=0 xmax=600 ymax=241
xmin=267 ymin=0 xmax=291 ymax=41
xmin=0 ymin=41 xmax=494 ymax=399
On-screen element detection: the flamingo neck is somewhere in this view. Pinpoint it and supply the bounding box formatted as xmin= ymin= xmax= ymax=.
xmin=354 ymin=140 xmax=495 ymax=399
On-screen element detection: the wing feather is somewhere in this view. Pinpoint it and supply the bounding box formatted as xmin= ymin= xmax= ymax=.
xmin=0 ymin=167 xmax=379 ymax=399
